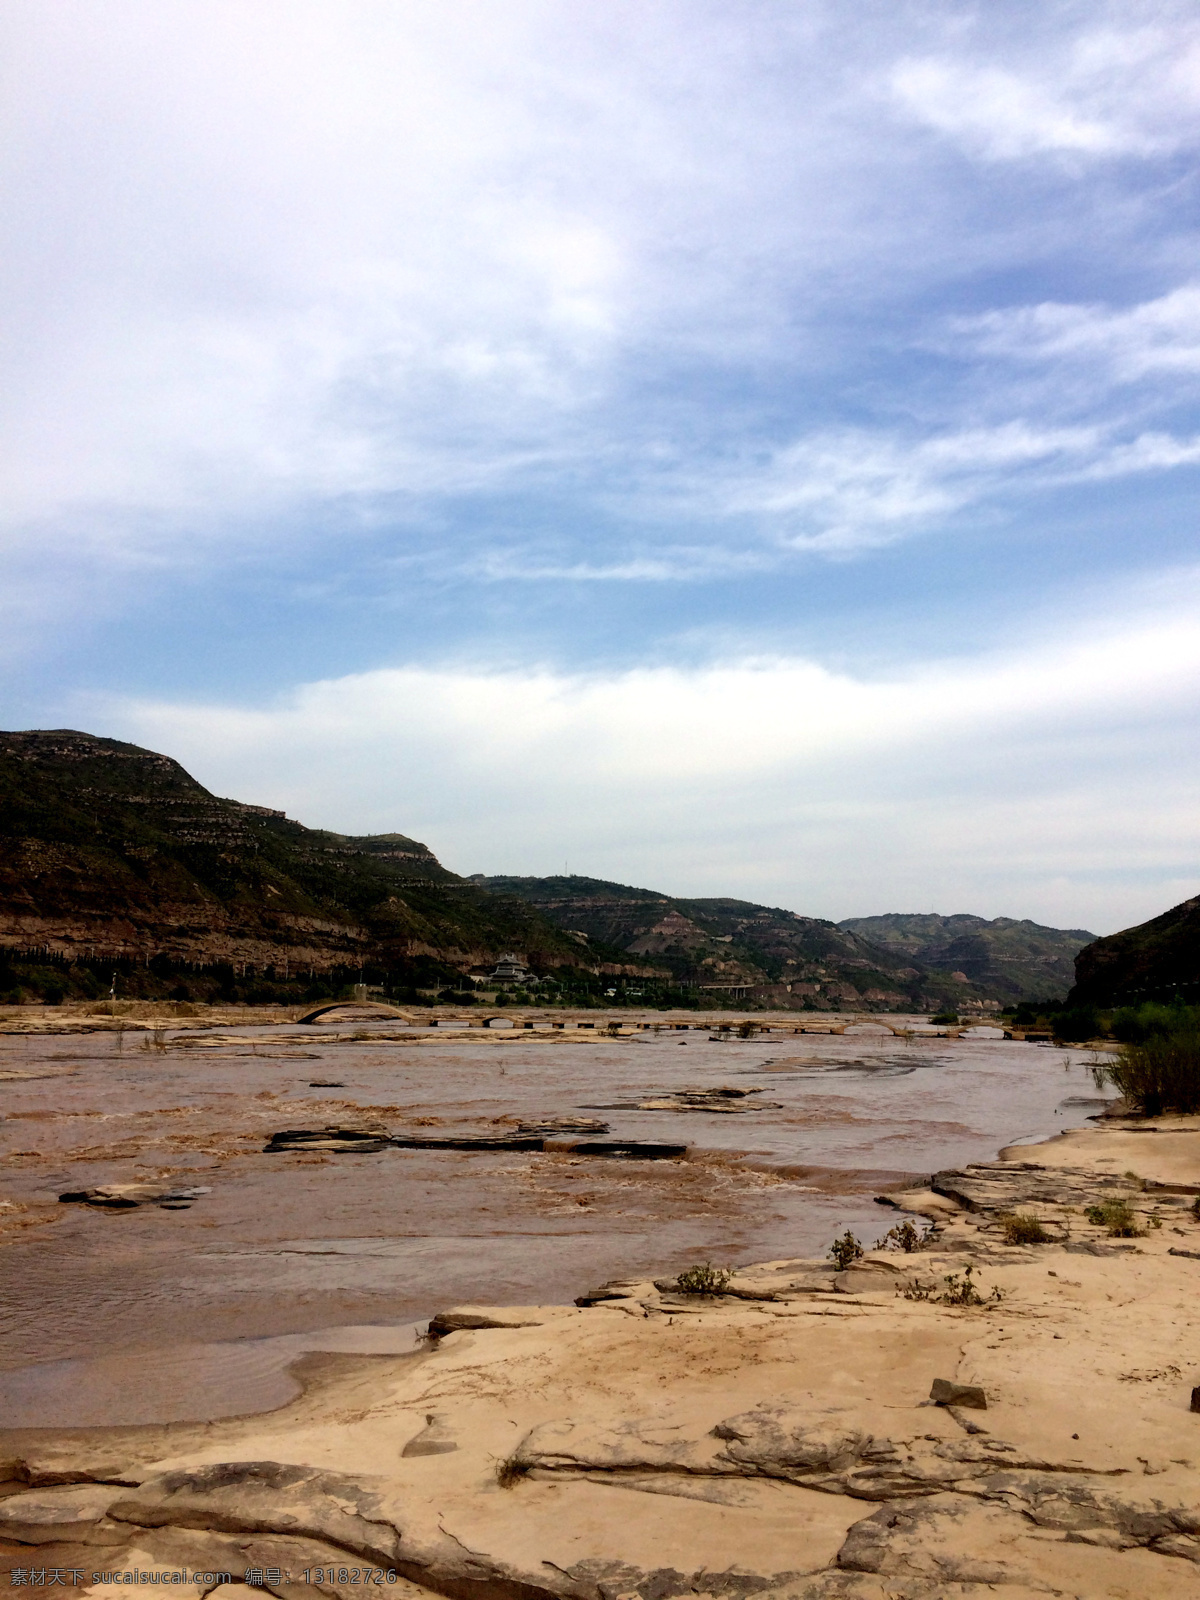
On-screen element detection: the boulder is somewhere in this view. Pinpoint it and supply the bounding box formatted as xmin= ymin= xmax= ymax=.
xmin=930 ymin=1380 xmax=987 ymax=1410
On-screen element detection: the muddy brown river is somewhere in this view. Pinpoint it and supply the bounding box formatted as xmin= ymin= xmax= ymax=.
xmin=0 ymin=1013 xmax=1112 ymax=1427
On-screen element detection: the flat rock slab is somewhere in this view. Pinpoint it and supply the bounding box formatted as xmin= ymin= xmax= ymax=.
xmin=513 ymin=1117 xmax=609 ymax=1136
xmin=573 ymin=1279 xmax=644 ymax=1306
xmin=106 ymin=1462 xmax=405 ymax=1570
xmin=585 ymin=1086 xmax=778 ymax=1114
xmin=427 ymin=1307 xmax=547 ymax=1337
xmin=931 ymin=1162 xmax=1137 ymax=1213
xmin=263 ymin=1128 xmax=688 ymax=1158
xmin=389 ymin=1132 xmax=546 ymax=1151
xmin=264 ymin=1129 xmax=393 ymax=1154
xmin=58 ymin=1183 xmax=212 ymax=1208
xmin=8 ymin=1210 xmax=1200 ymax=1600
xmin=560 ymin=1139 xmax=689 ymax=1159
xmin=0 ymin=1484 xmax=130 ymax=1545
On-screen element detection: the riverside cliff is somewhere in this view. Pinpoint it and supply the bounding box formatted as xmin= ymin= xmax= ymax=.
xmin=0 ymin=730 xmax=587 ymax=990
xmin=1070 ymin=894 xmax=1200 ymax=1007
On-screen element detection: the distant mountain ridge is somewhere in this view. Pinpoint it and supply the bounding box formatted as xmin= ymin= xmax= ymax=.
xmin=473 ymin=876 xmax=1085 ymax=1008
xmin=1 ymin=727 xmax=1105 ymax=1011
xmin=837 ymin=912 xmax=1096 ymax=1004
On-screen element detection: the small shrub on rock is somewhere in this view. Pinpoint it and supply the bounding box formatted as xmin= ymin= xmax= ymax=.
xmin=1084 ymin=1199 xmax=1141 ymax=1236
xmin=899 ymin=1279 xmax=934 ymax=1301
xmin=1001 ymin=1213 xmax=1050 ymax=1245
xmin=674 ymin=1262 xmax=731 ymax=1295
xmin=940 ymin=1265 xmax=1004 ymax=1307
xmin=898 ymin=1265 xmax=1003 ymax=1306
xmin=876 ymin=1220 xmax=932 ymax=1252
xmin=1191 ymin=1196 xmax=1200 ymax=1223
xmin=828 ymin=1231 xmax=864 ymax=1270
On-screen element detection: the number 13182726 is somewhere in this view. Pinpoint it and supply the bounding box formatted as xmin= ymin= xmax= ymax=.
xmin=301 ymin=1572 xmax=397 ymax=1585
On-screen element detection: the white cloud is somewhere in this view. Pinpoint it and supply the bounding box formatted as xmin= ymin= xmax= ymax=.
xmin=890 ymin=59 xmax=1132 ymax=161
xmin=719 ymin=420 xmax=1198 ymax=553
xmin=1 ymin=0 xmax=1198 ymax=721
xmin=890 ymin=22 xmax=1200 ymax=162
xmin=465 ymin=547 xmax=767 ymax=583
xmin=1080 ymin=431 xmax=1200 ymax=478
xmin=8 ymin=0 xmax=1195 ymax=587
xmin=91 ymin=577 xmax=1200 ymax=934
xmin=0 ymin=1 xmax=649 ymax=551
xmin=956 ymin=284 xmax=1200 ymax=382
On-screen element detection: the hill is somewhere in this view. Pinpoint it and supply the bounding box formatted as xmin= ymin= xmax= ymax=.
xmin=474 ymin=875 xmax=986 ymax=1011
xmin=2 ymin=728 xmax=1108 ymax=1013
xmin=837 ymin=913 xmax=1096 ymax=1003
xmin=1068 ymin=895 xmax=1200 ymax=1007
xmin=0 ymin=729 xmax=592 ymax=1003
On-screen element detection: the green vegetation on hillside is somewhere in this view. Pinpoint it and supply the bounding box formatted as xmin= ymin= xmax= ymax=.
xmin=1069 ymin=895 xmax=1200 ymax=1008
xmin=837 ymin=912 xmax=1095 ymax=1003
xmin=475 ymin=875 xmax=987 ymax=1011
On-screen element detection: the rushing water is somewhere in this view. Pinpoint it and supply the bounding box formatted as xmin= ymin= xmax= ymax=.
xmin=0 ymin=1015 xmax=1113 ymax=1427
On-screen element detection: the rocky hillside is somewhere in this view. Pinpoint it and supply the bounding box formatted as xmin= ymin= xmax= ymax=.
xmin=474 ymin=875 xmax=986 ymax=1011
xmin=0 ymin=729 xmax=587 ymax=998
xmin=3 ymin=729 xmax=1109 ymax=1013
xmin=838 ymin=912 xmax=1095 ymax=1003
xmin=1069 ymin=894 xmax=1200 ymax=1006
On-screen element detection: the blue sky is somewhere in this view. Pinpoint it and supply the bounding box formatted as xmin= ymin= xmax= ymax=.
xmin=2 ymin=0 xmax=1199 ymax=932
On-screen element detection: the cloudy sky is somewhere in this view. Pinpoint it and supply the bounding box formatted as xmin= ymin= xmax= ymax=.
xmin=3 ymin=0 xmax=1199 ymax=933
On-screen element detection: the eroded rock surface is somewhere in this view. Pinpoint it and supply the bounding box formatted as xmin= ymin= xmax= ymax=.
xmin=931 ymin=1160 xmax=1138 ymax=1212
xmin=5 ymin=1142 xmax=1200 ymax=1598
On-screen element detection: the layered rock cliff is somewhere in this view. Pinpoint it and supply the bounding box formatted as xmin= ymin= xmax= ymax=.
xmin=0 ymin=729 xmax=585 ymax=985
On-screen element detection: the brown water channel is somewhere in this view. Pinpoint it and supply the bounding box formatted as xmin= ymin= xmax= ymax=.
xmin=0 ymin=1015 xmax=1113 ymax=1427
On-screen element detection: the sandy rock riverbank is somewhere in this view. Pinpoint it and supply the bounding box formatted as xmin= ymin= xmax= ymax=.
xmin=3 ymin=1120 xmax=1200 ymax=1599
